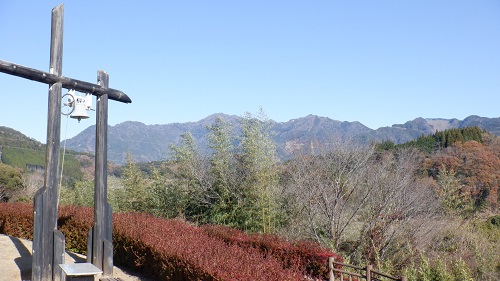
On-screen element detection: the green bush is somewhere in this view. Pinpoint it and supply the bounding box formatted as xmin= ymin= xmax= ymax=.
xmin=403 ymin=253 xmax=474 ymax=281
xmin=0 ymin=163 xmax=24 ymax=201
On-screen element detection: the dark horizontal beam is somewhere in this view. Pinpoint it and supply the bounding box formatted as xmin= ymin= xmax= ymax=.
xmin=0 ymin=59 xmax=131 ymax=104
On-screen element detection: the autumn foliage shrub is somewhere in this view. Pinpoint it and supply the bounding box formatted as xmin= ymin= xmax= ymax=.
xmin=0 ymin=203 xmax=94 ymax=254
xmin=1 ymin=203 xmax=340 ymax=280
xmin=113 ymin=212 xmax=305 ymax=280
xmin=58 ymin=205 xmax=94 ymax=253
xmin=0 ymin=202 xmax=33 ymax=239
xmin=202 ymin=224 xmax=341 ymax=279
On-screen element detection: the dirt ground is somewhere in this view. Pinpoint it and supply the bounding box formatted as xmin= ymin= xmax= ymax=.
xmin=0 ymin=234 xmax=153 ymax=281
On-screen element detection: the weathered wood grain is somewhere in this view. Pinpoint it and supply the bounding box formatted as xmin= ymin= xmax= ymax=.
xmin=0 ymin=60 xmax=131 ymax=104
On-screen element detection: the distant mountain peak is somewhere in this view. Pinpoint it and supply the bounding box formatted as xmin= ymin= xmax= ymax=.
xmin=58 ymin=114 xmax=500 ymax=164
xmin=424 ymin=118 xmax=459 ymax=132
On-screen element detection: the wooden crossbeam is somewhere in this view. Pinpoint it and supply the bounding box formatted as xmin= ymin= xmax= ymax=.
xmin=0 ymin=59 xmax=131 ymax=104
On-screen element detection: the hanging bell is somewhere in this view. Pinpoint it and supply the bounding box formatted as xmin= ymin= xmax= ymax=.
xmin=84 ymin=93 xmax=93 ymax=110
xmin=70 ymin=96 xmax=90 ymax=122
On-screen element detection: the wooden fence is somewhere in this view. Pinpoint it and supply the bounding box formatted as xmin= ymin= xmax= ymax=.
xmin=328 ymin=257 xmax=407 ymax=281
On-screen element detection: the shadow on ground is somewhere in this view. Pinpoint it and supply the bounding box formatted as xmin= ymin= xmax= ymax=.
xmin=9 ymin=236 xmax=32 ymax=280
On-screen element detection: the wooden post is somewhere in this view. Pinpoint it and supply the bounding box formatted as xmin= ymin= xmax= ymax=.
xmin=366 ymin=264 xmax=372 ymax=281
xmin=328 ymin=257 xmax=335 ymax=281
xmin=53 ymin=231 xmax=66 ymax=281
xmin=88 ymin=70 xmax=113 ymax=276
xmin=401 ymin=276 xmax=408 ymax=281
xmin=32 ymin=4 xmax=65 ymax=281
xmin=100 ymin=71 xmax=114 ymax=276
xmin=32 ymin=188 xmax=44 ymax=280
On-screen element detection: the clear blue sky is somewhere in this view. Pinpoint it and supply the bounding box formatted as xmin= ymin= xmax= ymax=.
xmin=1 ymin=1 xmax=499 ymax=143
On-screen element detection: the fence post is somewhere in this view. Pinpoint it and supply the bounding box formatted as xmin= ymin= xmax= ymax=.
xmin=328 ymin=257 xmax=335 ymax=281
xmin=401 ymin=276 xmax=408 ymax=281
xmin=366 ymin=264 xmax=372 ymax=281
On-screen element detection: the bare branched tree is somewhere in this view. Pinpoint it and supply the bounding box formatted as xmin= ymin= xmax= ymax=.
xmin=284 ymin=143 xmax=438 ymax=266
xmin=19 ymin=170 xmax=44 ymax=201
xmin=284 ymin=141 xmax=374 ymax=250
xmin=354 ymin=149 xmax=438 ymax=264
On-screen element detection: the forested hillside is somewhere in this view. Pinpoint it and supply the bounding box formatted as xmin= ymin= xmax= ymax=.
xmin=1 ymin=116 xmax=500 ymax=280
xmin=0 ymin=127 xmax=99 ymax=201
xmin=64 ymin=116 xmax=500 ymax=280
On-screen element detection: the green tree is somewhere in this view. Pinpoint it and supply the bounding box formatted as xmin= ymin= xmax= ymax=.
xmin=107 ymin=175 xmax=124 ymax=211
xmin=59 ymin=179 xmax=94 ymax=206
xmin=239 ymin=109 xmax=280 ymax=233
xmin=436 ymin=164 xmax=473 ymax=214
xmin=0 ymin=163 xmax=24 ymax=202
xmin=206 ymin=117 xmax=240 ymax=225
xmin=120 ymin=152 xmax=150 ymax=212
xmin=375 ymin=140 xmax=395 ymax=151
xmin=147 ymin=167 xmax=173 ymax=217
xmin=168 ymin=132 xmax=209 ymax=219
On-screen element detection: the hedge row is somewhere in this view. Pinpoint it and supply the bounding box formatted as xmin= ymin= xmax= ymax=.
xmin=0 ymin=203 xmax=90 ymax=253
xmin=0 ymin=203 xmax=337 ymax=280
xmin=0 ymin=202 xmax=33 ymax=239
xmin=202 ymin=224 xmax=341 ymax=278
xmin=113 ymin=212 xmax=306 ymax=280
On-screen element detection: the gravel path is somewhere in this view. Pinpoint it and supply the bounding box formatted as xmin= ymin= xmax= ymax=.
xmin=0 ymin=234 xmax=153 ymax=281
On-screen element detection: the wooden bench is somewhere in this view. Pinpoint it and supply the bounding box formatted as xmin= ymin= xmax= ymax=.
xmin=59 ymin=263 xmax=103 ymax=281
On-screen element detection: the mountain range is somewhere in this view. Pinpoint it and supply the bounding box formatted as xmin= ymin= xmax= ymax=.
xmin=62 ymin=114 xmax=500 ymax=164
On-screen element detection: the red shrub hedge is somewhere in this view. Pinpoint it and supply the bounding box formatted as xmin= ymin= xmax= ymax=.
xmin=58 ymin=205 xmax=94 ymax=254
xmin=0 ymin=203 xmax=339 ymax=280
xmin=113 ymin=212 xmax=304 ymax=280
xmin=202 ymin=224 xmax=341 ymax=279
xmin=0 ymin=203 xmax=93 ymax=254
xmin=0 ymin=202 xmax=33 ymax=239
